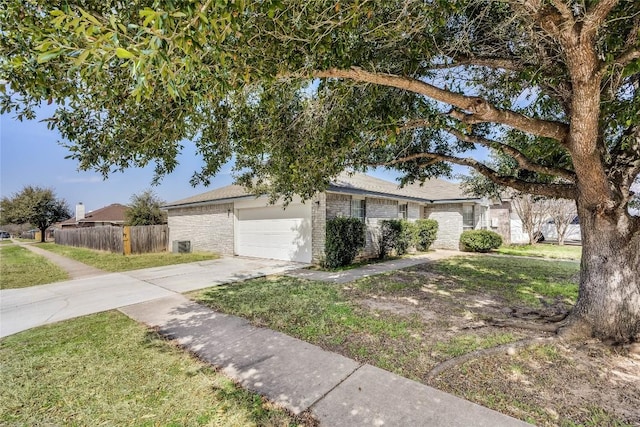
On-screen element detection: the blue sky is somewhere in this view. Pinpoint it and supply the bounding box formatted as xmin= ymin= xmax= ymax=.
xmin=0 ymin=104 xmax=235 ymax=211
xmin=2 ymin=104 xmax=463 ymax=212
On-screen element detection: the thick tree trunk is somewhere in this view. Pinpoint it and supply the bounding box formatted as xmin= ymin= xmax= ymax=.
xmin=39 ymin=227 xmax=46 ymax=243
xmin=563 ymin=205 xmax=640 ymax=343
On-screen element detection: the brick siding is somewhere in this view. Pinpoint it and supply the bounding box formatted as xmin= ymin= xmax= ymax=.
xmin=423 ymin=203 xmax=464 ymax=250
xmin=167 ymin=203 xmax=234 ymax=255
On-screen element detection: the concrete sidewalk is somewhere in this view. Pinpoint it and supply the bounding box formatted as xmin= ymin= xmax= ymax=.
xmin=17 ymin=241 xmax=105 ymax=279
xmin=285 ymin=249 xmax=462 ymax=283
xmin=0 ymin=257 xmax=303 ymax=338
xmin=121 ymin=295 xmax=532 ymax=427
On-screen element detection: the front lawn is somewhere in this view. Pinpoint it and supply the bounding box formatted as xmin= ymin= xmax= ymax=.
xmin=38 ymin=243 xmax=220 ymax=272
xmin=193 ymin=256 xmax=638 ymax=426
xmin=495 ymin=243 xmax=582 ymax=260
xmin=0 ymin=244 xmax=69 ymax=289
xmin=0 ymin=312 xmax=305 ymax=426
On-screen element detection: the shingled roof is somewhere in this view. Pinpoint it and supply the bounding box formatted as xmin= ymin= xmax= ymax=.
xmin=330 ymin=173 xmax=470 ymax=201
xmin=164 ymin=173 xmax=476 ymax=208
xmin=59 ymin=203 xmax=128 ymax=226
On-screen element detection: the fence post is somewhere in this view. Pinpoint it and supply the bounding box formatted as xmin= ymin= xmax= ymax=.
xmin=123 ymin=226 xmax=132 ymax=255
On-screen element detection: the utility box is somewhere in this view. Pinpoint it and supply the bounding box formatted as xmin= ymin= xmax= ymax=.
xmin=172 ymin=240 xmax=192 ymax=253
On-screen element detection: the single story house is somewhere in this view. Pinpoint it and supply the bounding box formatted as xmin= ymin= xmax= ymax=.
xmin=163 ymin=173 xmax=513 ymax=263
xmin=58 ymin=203 xmax=128 ymax=229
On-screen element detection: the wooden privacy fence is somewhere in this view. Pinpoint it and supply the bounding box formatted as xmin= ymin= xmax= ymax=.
xmin=55 ymin=225 xmax=168 ymax=254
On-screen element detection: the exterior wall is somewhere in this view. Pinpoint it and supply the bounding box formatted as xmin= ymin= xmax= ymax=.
xmin=326 ymin=193 xmax=351 ymax=218
xmin=325 ymin=193 xmax=401 ymax=259
xmin=408 ymin=202 xmax=421 ymax=220
xmin=489 ymin=201 xmax=512 ymax=244
xmin=364 ymin=197 xmax=399 ymax=257
xmin=423 ymin=203 xmax=464 ymax=250
xmin=167 ymin=203 xmax=234 ymax=255
xmin=311 ymin=193 xmax=326 ymax=264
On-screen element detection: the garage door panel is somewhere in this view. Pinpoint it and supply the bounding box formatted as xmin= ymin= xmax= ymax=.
xmin=236 ymin=204 xmax=312 ymax=263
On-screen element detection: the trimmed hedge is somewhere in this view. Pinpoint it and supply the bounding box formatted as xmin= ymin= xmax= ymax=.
xmin=379 ymin=219 xmax=414 ymax=258
xmin=459 ymin=230 xmax=503 ymax=252
xmin=325 ymin=217 xmax=366 ymax=268
xmin=413 ymin=219 xmax=438 ymax=251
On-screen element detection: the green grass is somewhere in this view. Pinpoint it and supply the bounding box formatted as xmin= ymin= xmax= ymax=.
xmin=496 ymin=244 xmax=582 ymax=260
xmin=196 ymin=277 xmax=417 ymax=346
xmin=194 ymin=276 xmax=521 ymax=380
xmin=430 ymin=256 xmax=579 ymax=306
xmin=194 ymin=277 xmax=442 ymax=377
xmin=38 ymin=243 xmax=220 ymax=272
xmin=433 ymin=333 xmax=517 ymax=358
xmin=0 ymin=245 xmax=69 ymax=289
xmin=0 ymin=312 xmax=301 ymax=426
xmin=0 ymin=239 xmax=13 ymax=245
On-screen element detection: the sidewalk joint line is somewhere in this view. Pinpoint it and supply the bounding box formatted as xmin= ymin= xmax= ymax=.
xmin=306 ymin=363 xmax=364 ymax=412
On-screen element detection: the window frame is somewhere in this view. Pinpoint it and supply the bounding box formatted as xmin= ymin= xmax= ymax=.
xmin=351 ymin=198 xmax=366 ymax=221
xmin=462 ymin=205 xmax=475 ymax=230
xmin=399 ymin=203 xmax=408 ymax=219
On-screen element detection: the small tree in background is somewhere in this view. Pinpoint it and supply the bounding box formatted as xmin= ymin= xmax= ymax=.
xmin=125 ymin=190 xmax=167 ymax=226
xmin=0 ymin=186 xmax=70 ymax=242
xmin=511 ymin=194 xmax=551 ymax=245
xmin=548 ymin=199 xmax=578 ymax=245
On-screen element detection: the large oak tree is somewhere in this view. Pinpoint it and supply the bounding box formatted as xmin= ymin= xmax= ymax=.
xmin=1 ymin=0 xmax=638 ymax=342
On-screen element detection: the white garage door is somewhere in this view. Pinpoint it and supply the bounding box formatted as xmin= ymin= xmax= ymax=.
xmin=236 ymin=204 xmax=312 ymax=263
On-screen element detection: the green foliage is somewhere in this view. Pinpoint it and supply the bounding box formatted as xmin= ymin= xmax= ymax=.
xmin=325 ymin=217 xmax=366 ymax=268
xmin=39 ymin=243 xmax=218 ymax=272
xmin=125 ymin=189 xmax=167 ymax=226
xmin=2 ymin=0 xmax=637 ymax=204
xmin=0 ymin=312 xmax=297 ymax=426
xmin=379 ymin=219 xmax=414 ymax=258
xmin=459 ymin=230 xmax=503 ymax=253
xmin=0 ymin=244 xmax=69 ymax=289
xmin=0 ymin=186 xmax=70 ymax=242
xmin=413 ymin=219 xmax=438 ymax=251
xmin=496 ymin=244 xmax=582 ymax=261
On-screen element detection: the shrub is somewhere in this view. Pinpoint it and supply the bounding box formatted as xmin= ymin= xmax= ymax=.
xmin=379 ymin=219 xmax=414 ymax=258
xmin=459 ymin=230 xmax=503 ymax=252
xmin=413 ymin=219 xmax=438 ymax=251
xmin=325 ymin=217 xmax=366 ymax=268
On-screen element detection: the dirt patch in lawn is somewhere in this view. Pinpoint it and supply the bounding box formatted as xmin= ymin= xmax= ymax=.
xmin=342 ymin=264 xmax=640 ymax=426
xmin=197 ymin=256 xmax=640 ymax=426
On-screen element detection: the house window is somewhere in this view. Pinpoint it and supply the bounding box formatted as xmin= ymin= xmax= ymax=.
xmin=351 ymin=198 xmax=366 ymax=221
xmin=399 ymin=204 xmax=408 ymax=219
xmin=462 ymin=205 xmax=475 ymax=230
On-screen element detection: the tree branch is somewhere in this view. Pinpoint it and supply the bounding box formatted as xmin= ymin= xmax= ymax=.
xmin=444 ymin=127 xmax=576 ymax=181
xmin=427 ymin=56 xmax=525 ymax=72
xmin=309 ymin=67 xmax=570 ymax=142
xmin=399 ymin=118 xmax=575 ymax=181
xmin=380 ymin=152 xmax=576 ymax=198
xmin=583 ymin=0 xmax=620 ymax=36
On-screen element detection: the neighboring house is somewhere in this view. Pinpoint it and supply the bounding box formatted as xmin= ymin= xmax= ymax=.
xmin=510 ymin=214 xmax=582 ymax=244
xmin=58 ymin=203 xmax=128 ymax=229
xmin=163 ymin=173 xmax=512 ymax=263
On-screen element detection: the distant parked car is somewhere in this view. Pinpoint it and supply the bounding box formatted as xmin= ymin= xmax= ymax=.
xmin=0 ymin=231 xmax=10 ymax=239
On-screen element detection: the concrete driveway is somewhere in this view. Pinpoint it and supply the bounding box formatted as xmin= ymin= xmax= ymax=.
xmin=0 ymin=257 xmax=303 ymax=338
